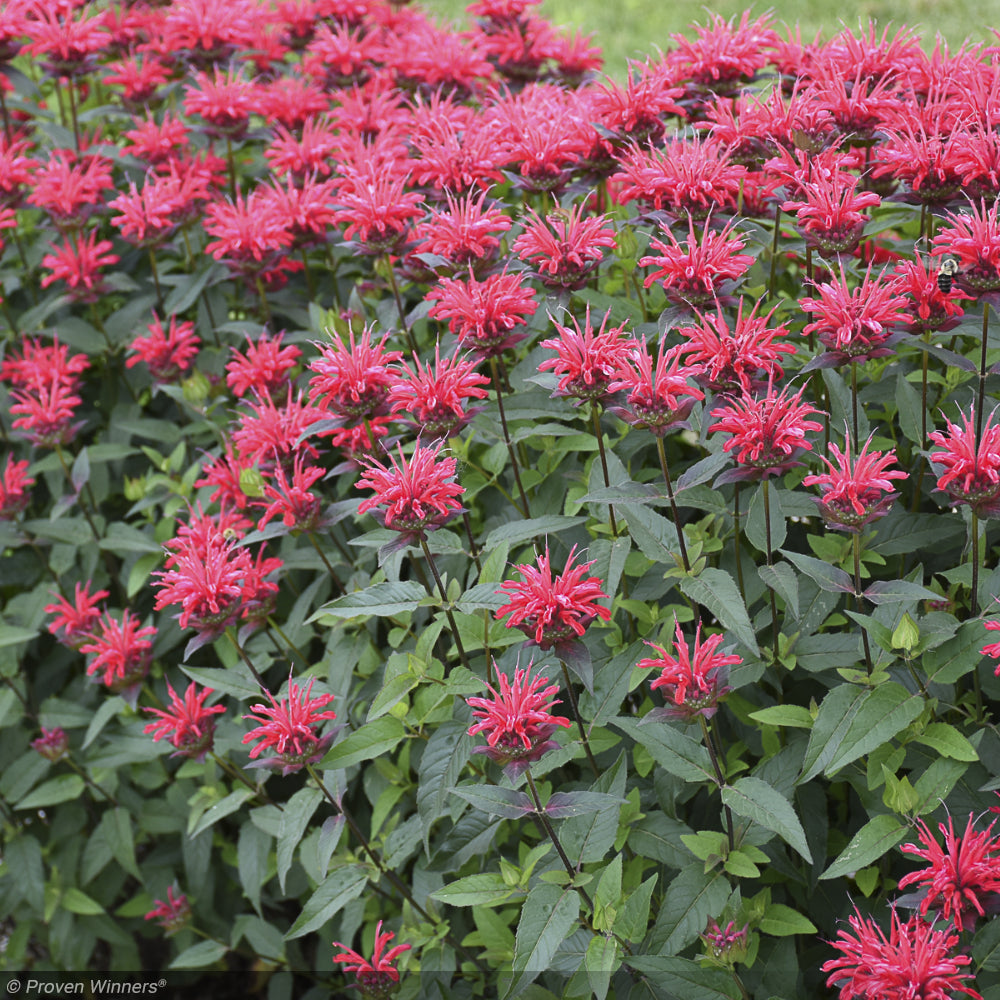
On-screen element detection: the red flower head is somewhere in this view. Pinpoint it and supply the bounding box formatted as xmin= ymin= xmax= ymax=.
xmin=898 ymin=814 xmax=1000 ymax=932
xmin=932 ymin=199 xmax=1000 ymax=294
xmin=126 ymin=313 xmax=200 ymax=383
xmin=332 ymin=166 xmax=424 ymax=255
xmin=333 ymin=920 xmax=411 ymax=998
xmin=108 ymin=175 xmax=184 ymax=248
xmin=709 ymin=383 xmax=823 ymax=482
xmin=606 ymin=337 xmax=704 ymax=436
xmin=427 ymin=267 xmax=539 ymax=361
xmin=800 ymin=264 xmax=910 ymax=365
xmin=9 ymin=377 xmax=85 ymax=449
xmin=45 ymin=582 xmax=109 ymax=651
xmin=0 ymin=454 xmax=33 ymax=519
xmin=495 ymin=545 xmax=611 ymax=650
xmin=143 ymin=681 xmax=225 ymax=762
xmin=154 ymin=529 xmax=266 ymax=641
xmin=28 ymin=151 xmax=113 ymax=225
xmin=781 ymin=171 xmax=881 ymax=256
xmin=80 ymin=611 xmax=156 ymax=702
xmin=242 ymin=676 xmax=337 ymax=775
xmin=639 ymin=216 xmax=754 ymax=310
xmin=414 ymin=187 xmax=512 ymax=273
xmin=981 ymin=619 xmax=1000 ymax=677
xmin=614 ymin=136 xmax=747 ymax=220
xmin=122 ymin=112 xmax=191 ymax=165
xmin=356 ymin=441 xmax=464 ymax=537
xmin=31 ymin=726 xmax=69 ymax=762
xmin=639 ymin=620 xmax=740 ymax=720
xmin=144 ymin=886 xmax=190 ymax=937
xmin=803 ymin=434 xmax=907 ymax=532
xmin=701 ymin=918 xmax=750 ymax=965
xmin=928 ymin=407 xmax=1000 ymax=517
xmin=308 ymin=326 xmax=403 ymax=422
xmin=512 ymin=203 xmax=617 ymax=290
xmin=466 ymin=664 xmax=572 ymax=771
xmin=538 ymin=306 xmax=634 ymax=405
xmin=232 ymin=387 xmax=324 ymax=473
xmin=204 ymin=190 xmax=293 ymax=281
xmin=183 ymin=67 xmax=258 ymax=139
xmin=40 ymin=230 xmax=120 ymax=304
xmin=822 ymin=906 xmax=981 ymax=1000
xmin=255 ymin=452 xmax=326 ymax=533
xmin=891 ymin=256 xmax=972 ymax=336
xmin=677 ymin=299 xmax=795 ymax=396
xmin=387 ymin=345 xmax=489 ymax=440
xmin=226 ymin=331 xmax=301 ymax=400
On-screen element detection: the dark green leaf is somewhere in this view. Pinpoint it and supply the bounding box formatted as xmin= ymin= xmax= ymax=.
xmin=189 ymin=788 xmax=255 ymax=838
xmin=507 ymin=883 xmax=580 ymax=996
xmin=585 ymin=935 xmax=619 ymax=1000
xmin=431 ymin=873 xmax=520 ymax=907
xmin=615 ymin=873 xmax=657 ymax=943
xmin=484 ymin=516 xmax=586 ymax=550
xmin=16 ymin=774 xmax=84 ymax=810
xmin=625 ymin=956 xmax=739 ymax=1000
xmin=746 ymin=484 xmax=786 ymax=552
xmin=647 ymin=864 xmax=731 ymax=954
xmin=821 ymin=814 xmax=906 ymax=880
xmin=757 ymin=563 xmax=799 ymax=619
xmin=780 ymin=550 xmax=853 ymax=594
xmin=320 ymin=717 xmax=406 ymax=770
xmin=679 ymin=568 xmax=758 ymax=652
xmin=758 ymin=903 xmax=817 ymax=936
xmin=623 ymin=504 xmax=680 ymax=565
xmin=452 ymin=784 xmax=535 ymax=819
xmin=101 ymin=808 xmax=140 ymax=880
xmin=285 ymin=864 xmax=369 ymax=940
xmin=544 ymin=791 xmax=625 ymax=818
xmin=169 ymin=940 xmax=228 ymax=969
xmin=276 ymin=787 xmax=323 ymax=893
xmin=612 ymin=716 xmax=715 ymax=784
xmin=721 ymin=777 xmax=812 ymax=863
xmin=309 ymin=582 xmax=426 ymax=621
xmin=913 ymin=757 xmax=969 ymax=815
xmin=238 ymin=823 xmax=271 ymax=917
xmin=864 ymin=580 xmax=940 ymax=605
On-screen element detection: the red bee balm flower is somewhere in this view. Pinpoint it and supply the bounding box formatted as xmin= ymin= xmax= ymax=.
xmin=145 ymin=886 xmax=191 ymax=937
xmin=538 ymin=307 xmax=634 ymax=404
xmin=143 ymin=681 xmax=225 ymax=762
xmin=496 ymin=545 xmax=611 ymax=649
xmin=126 ymin=313 xmax=201 ymax=383
xmin=822 ymin=907 xmax=981 ymax=1000
xmin=931 ymin=199 xmax=1000 ymax=294
xmin=333 ymin=920 xmax=411 ymax=999
xmin=356 ymin=441 xmax=464 ymax=536
xmin=639 ymin=620 xmax=740 ymax=720
xmin=803 ymin=435 xmax=907 ymax=531
xmin=0 ymin=454 xmax=33 ymax=519
xmin=512 ymin=203 xmax=617 ymax=290
xmin=466 ymin=665 xmax=572 ymax=769
xmin=45 ymin=582 xmax=109 ymax=650
xmin=981 ymin=619 xmax=1000 ymax=676
xmin=80 ymin=611 xmax=156 ymax=701
xmin=928 ymin=408 xmax=1000 ymax=517
xmin=897 ymin=815 xmax=1000 ymax=932
xmin=709 ymin=383 xmax=823 ymax=481
xmin=242 ymin=676 xmax=337 ymax=775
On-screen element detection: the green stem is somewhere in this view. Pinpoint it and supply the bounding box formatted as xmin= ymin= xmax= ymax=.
xmin=853 ymin=533 xmax=874 ymax=676
xmin=656 ymin=437 xmax=690 ymax=572
xmin=225 ymin=628 xmax=270 ymax=693
xmin=699 ymin=716 xmax=734 ymax=852
xmin=385 ymin=257 xmax=418 ymax=355
xmin=148 ymin=247 xmax=163 ymax=311
xmin=420 ymin=539 xmax=472 ymax=672
xmin=762 ymin=479 xmax=780 ymax=662
xmin=850 ymin=362 xmax=860 ymax=445
xmin=557 ymin=660 xmax=600 ymax=778
xmin=490 ymin=358 xmax=531 ymax=518
xmin=590 ymin=402 xmax=619 ymax=536
xmin=305 ymin=531 xmax=345 ymax=594
xmin=768 ymin=207 xmax=781 ymax=300
xmin=733 ymin=484 xmax=745 ymax=604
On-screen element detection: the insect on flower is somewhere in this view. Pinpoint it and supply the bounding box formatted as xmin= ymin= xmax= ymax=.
xmin=937 ymin=256 xmax=960 ymax=294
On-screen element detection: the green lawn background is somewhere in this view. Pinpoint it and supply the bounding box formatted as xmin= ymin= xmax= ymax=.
xmin=423 ymin=0 xmax=1000 ymax=79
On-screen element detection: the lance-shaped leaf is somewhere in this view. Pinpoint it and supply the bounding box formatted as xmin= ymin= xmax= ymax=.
xmin=308 ymin=581 xmax=426 ymax=622
xmin=781 ymin=549 xmax=854 ymax=594
xmin=679 ymin=568 xmax=757 ymax=652
xmin=625 ymin=956 xmax=740 ymax=999
xmin=612 ymin=716 xmax=715 ymax=785
xmin=543 ymin=791 xmax=626 ymax=819
xmin=431 ymin=872 xmax=522 ymax=907
xmin=506 ymin=883 xmax=580 ymax=997
xmin=721 ymin=777 xmax=812 ymax=863
xmin=285 ymin=864 xmax=369 ymax=940
xmin=452 ymin=784 xmax=535 ymax=819
xmin=320 ymin=716 xmax=405 ymax=770
xmin=821 ymin=814 xmax=907 ymax=880
xmin=864 ymin=579 xmax=940 ymax=605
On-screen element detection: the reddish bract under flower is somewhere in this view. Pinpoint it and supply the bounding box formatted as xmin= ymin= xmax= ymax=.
xmin=803 ymin=435 xmax=907 ymax=531
xmin=242 ymin=676 xmax=337 ymax=775
xmin=144 ymin=681 xmax=225 ymax=762
xmin=466 ymin=665 xmax=571 ymax=769
xmin=898 ymin=815 xmax=1000 ymax=932
xmin=822 ymin=907 xmax=981 ymax=1000
xmin=638 ymin=620 xmax=740 ymax=720
xmin=333 ymin=919 xmax=411 ymax=997
xmin=928 ymin=408 xmax=1000 ymax=517
xmin=495 ymin=545 xmax=611 ymax=649
xmin=356 ymin=441 xmax=464 ymax=536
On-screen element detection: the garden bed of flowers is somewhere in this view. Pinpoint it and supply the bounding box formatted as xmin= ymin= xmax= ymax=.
xmin=1 ymin=1 xmax=1000 ymax=998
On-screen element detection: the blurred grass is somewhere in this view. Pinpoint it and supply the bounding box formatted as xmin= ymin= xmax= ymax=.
xmin=421 ymin=0 xmax=1000 ymax=79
